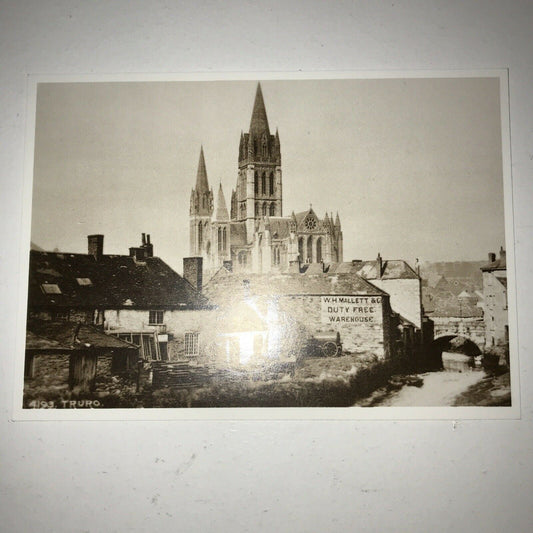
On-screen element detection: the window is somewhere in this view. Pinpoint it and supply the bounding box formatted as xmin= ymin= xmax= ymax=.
xmin=269 ymin=173 xmax=274 ymax=195
xmin=316 ymin=238 xmax=322 ymax=263
xmin=269 ymin=203 xmax=275 ymax=216
xmin=261 ymin=173 xmax=266 ymax=194
xmin=185 ymin=332 xmax=199 ymax=357
xmin=254 ymin=171 xmax=259 ymax=194
xmin=149 ymin=310 xmax=164 ymax=325
xmin=198 ymin=222 xmax=203 ymax=247
xmin=262 ymin=203 xmax=267 ymax=216
xmin=307 ymin=235 xmax=313 ymax=262
xmin=41 ymin=283 xmax=61 ymax=294
xmin=76 ymin=278 xmax=92 ymax=286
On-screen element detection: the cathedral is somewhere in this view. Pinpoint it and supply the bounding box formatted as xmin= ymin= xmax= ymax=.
xmin=189 ymin=83 xmax=343 ymax=277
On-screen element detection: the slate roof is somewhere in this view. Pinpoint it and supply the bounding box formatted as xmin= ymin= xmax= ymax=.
xmin=28 ymin=250 xmax=204 ymax=310
xmin=266 ymin=217 xmax=291 ymax=240
xmin=326 ymin=260 xmax=419 ymax=280
xmin=26 ymin=319 xmax=137 ymax=351
xmin=422 ymin=288 xmax=483 ymax=317
xmin=203 ymin=270 xmax=387 ymax=307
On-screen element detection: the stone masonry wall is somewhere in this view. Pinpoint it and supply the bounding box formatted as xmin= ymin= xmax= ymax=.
xmin=104 ymin=308 xmax=219 ymax=363
xmin=278 ymin=294 xmax=388 ymax=358
xmin=26 ymin=353 xmax=70 ymax=391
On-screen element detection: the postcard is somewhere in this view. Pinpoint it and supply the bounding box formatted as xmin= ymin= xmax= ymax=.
xmin=13 ymin=71 xmax=518 ymax=420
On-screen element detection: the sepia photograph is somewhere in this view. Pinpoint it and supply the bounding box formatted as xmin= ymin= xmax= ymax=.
xmin=17 ymin=73 xmax=516 ymax=417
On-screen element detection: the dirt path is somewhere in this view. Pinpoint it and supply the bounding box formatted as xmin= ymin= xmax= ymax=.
xmin=356 ymin=370 xmax=491 ymax=407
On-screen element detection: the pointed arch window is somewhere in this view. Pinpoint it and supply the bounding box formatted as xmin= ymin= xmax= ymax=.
xmin=269 ymin=203 xmax=275 ymax=216
xmin=262 ymin=133 xmax=268 ymax=158
xmin=262 ymin=203 xmax=267 ymax=216
xmin=269 ymin=173 xmax=274 ymax=196
xmin=254 ymin=171 xmax=259 ymax=194
xmin=298 ymin=237 xmax=304 ymax=261
xmin=255 ymin=202 xmax=259 ymax=216
xmin=272 ymin=246 xmax=281 ymax=266
xmin=307 ymin=236 xmax=313 ymax=263
xmin=223 ymin=227 xmax=227 ymax=251
xmin=261 ymin=173 xmax=266 ymax=195
xmin=316 ymin=237 xmax=322 ymax=263
xmin=218 ymin=227 xmax=222 ymax=252
xmin=198 ymin=222 xmax=203 ymax=247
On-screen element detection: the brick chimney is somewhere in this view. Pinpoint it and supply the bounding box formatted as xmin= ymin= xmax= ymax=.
xmin=499 ymin=246 xmax=506 ymax=261
xmin=88 ymin=234 xmax=104 ymax=261
xmin=183 ymin=257 xmax=203 ymax=292
xmin=377 ymin=252 xmax=383 ymax=278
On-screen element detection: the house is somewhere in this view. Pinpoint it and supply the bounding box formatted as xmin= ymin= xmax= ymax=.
xmin=481 ymin=247 xmax=508 ymax=349
xmin=27 ymin=234 xmax=211 ymax=362
xmin=203 ymin=266 xmax=399 ymax=360
xmin=25 ymin=319 xmax=139 ymax=395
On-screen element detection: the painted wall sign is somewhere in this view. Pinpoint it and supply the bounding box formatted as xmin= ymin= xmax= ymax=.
xmin=321 ymin=296 xmax=382 ymax=324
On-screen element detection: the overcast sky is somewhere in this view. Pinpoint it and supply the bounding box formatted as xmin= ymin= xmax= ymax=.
xmin=31 ymin=76 xmax=506 ymax=272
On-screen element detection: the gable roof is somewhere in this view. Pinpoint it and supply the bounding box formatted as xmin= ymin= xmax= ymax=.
xmin=26 ymin=319 xmax=137 ymax=351
xmin=327 ymin=260 xmax=419 ymax=280
xmin=28 ymin=250 xmax=204 ymax=310
xmin=203 ymin=271 xmax=387 ymax=307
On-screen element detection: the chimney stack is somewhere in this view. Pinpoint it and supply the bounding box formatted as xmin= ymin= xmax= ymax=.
xmin=499 ymin=246 xmax=506 ymax=260
xmin=377 ymin=252 xmax=383 ymax=278
xmin=183 ymin=257 xmax=203 ymax=292
xmin=88 ymin=234 xmax=104 ymax=261
xmin=488 ymin=252 xmax=496 ymax=263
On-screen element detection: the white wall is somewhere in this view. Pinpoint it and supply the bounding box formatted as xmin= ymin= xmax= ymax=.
xmin=371 ymin=278 xmax=422 ymax=328
xmin=2 ymin=2 xmax=533 ymax=532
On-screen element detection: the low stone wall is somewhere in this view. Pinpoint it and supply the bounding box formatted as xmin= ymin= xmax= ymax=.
xmin=26 ymin=353 xmax=70 ymax=391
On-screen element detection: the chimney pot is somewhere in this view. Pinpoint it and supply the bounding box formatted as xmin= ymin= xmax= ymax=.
xmin=488 ymin=252 xmax=496 ymax=262
xmin=142 ymin=233 xmax=146 ymax=245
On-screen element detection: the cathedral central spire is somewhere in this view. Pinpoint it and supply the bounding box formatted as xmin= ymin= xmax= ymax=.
xmin=249 ymin=83 xmax=270 ymax=137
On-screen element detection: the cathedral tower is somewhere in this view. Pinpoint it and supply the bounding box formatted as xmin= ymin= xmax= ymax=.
xmin=232 ymin=83 xmax=282 ymax=243
xmin=189 ymin=146 xmax=213 ymax=257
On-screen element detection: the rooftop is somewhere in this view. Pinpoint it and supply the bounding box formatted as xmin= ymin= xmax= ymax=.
xmin=28 ymin=246 xmax=204 ymax=310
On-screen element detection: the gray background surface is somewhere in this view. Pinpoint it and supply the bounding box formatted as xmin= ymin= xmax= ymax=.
xmin=1 ymin=1 xmax=532 ymax=531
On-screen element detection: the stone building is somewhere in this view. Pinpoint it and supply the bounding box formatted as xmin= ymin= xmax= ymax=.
xmin=27 ymin=234 xmax=211 ymax=362
xmin=204 ymin=267 xmax=398 ymax=360
xmin=24 ymin=319 xmax=139 ymax=395
xmin=189 ymin=83 xmax=343 ymax=277
xmin=481 ymin=247 xmax=508 ymax=348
